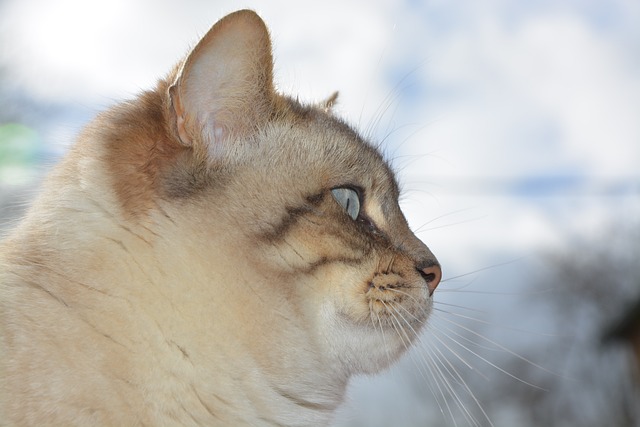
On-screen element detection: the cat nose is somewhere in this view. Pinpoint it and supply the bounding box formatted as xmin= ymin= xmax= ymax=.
xmin=419 ymin=263 xmax=442 ymax=296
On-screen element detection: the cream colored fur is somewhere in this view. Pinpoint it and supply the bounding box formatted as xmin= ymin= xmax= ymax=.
xmin=0 ymin=10 xmax=441 ymax=426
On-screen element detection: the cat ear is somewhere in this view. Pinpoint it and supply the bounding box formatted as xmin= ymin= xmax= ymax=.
xmin=168 ymin=10 xmax=274 ymax=159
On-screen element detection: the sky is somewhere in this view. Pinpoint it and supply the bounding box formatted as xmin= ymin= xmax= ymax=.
xmin=1 ymin=0 xmax=639 ymax=425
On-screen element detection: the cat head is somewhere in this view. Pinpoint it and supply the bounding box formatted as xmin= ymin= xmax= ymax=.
xmin=102 ymin=10 xmax=441 ymax=378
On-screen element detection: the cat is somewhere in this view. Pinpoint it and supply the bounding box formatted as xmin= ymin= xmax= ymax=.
xmin=0 ymin=9 xmax=441 ymax=426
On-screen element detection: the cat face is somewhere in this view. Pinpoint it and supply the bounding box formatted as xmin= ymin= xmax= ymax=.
xmin=152 ymin=10 xmax=442 ymax=376
xmin=258 ymin=123 xmax=442 ymax=375
xmin=183 ymin=112 xmax=442 ymax=375
xmin=95 ymin=9 xmax=440 ymax=382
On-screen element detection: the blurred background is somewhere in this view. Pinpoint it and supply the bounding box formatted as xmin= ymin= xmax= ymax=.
xmin=1 ymin=0 xmax=639 ymax=425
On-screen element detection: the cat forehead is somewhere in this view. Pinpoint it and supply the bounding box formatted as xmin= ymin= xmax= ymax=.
xmin=269 ymin=99 xmax=399 ymax=194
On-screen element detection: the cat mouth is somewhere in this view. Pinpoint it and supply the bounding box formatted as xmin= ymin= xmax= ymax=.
xmin=364 ymin=273 xmax=431 ymax=331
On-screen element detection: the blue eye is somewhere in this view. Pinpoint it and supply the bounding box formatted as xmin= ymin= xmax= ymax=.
xmin=331 ymin=187 xmax=360 ymax=220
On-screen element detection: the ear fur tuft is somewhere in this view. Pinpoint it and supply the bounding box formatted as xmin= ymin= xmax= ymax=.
xmin=322 ymin=91 xmax=340 ymax=112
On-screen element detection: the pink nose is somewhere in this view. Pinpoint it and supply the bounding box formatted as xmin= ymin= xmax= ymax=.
xmin=420 ymin=264 xmax=442 ymax=296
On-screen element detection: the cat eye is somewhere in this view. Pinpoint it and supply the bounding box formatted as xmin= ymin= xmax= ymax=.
xmin=331 ymin=187 xmax=361 ymax=220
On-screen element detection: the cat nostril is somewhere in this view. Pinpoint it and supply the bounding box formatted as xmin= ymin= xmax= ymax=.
xmin=419 ymin=264 xmax=442 ymax=296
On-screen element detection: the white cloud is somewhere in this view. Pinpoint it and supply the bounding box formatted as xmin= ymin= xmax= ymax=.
xmin=0 ymin=0 xmax=396 ymax=112
xmin=397 ymin=7 xmax=640 ymax=180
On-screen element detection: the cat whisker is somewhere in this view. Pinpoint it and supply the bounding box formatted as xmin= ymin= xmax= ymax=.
xmin=376 ymin=121 xmax=423 ymax=151
xmin=435 ymin=322 xmax=507 ymax=356
xmin=385 ymin=287 xmax=424 ymax=307
xmin=391 ymin=299 xmax=424 ymax=326
xmin=420 ymin=349 xmax=461 ymax=426
xmin=364 ymin=82 xmax=407 ymax=145
xmin=420 ymin=334 xmax=484 ymax=427
xmin=437 ymin=287 xmax=556 ymax=296
xmin=388 ymin=302 xmax=421 ymax=341
xmin=384 ymin=302 xmax=436 ymax=396
xmin=396 ymin=309 xmax=484 ymax=425
xmin=364 ymin=59 xmax=429 ymax=145
xmin=432 ymin=306 xmax=561 ymax=338
xmin=384 ymin=303 xmax=473 ymax=425
xmin=411 ymin=207 xmax=484 ymax=235
xmin=372 ymin=308 xmax=393 ymax=368
xmin=427 ymin=329 xmax=483 ymax=379
xmin=415 ymin=215 xmax=490 ymax=234
xmin=386 ymin=126 xmax=445 ymax=174
xmin=357 ymin=43 xmax=395 ymax=136
xmin=389 ymin=307 xmax=468 ymax=426
xmin=434 ymin=318 xmax=549 ymax=390
xmin=406 ymin=343 xmax=446 ymax=411
xmin=389 ymin=301 xmax=489 ymax=427
xmin=388 ymin=293 xmax=549 ymax=426
xmin=380 ymin=301 xmax=412 ymax=351
xmin=396 ymin=306 xmax=483 ymax=388
xmin=433 ymin=300 xmax=488 ymax=315
xmin=423 ymin=321 xmax=502 ymax=426
xmin=389 ymin=150 xmax=435 ymax=176
xmin=439 ymin=259 xmax=524 ymax=285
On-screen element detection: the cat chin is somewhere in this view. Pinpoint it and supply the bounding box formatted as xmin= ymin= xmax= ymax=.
xmin=319 ymin=300 xmax=432 ymax=376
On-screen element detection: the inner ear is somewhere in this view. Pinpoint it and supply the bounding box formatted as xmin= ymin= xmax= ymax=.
xmin=168 ymin=10 xmax=275 ymax=160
